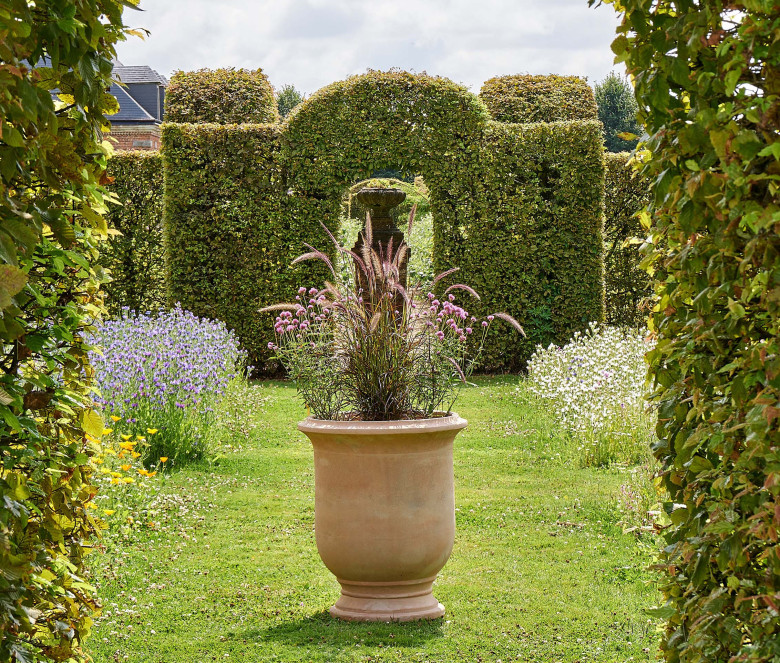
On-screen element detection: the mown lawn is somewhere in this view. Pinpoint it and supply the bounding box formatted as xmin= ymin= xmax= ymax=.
xmin=87 ymin=376 xmax=660 ymax=662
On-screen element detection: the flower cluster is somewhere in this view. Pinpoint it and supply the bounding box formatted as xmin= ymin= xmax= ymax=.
xmin=90 ymin=305 xmax=247 ymax=467
xmin=524 ymin=323 xmax=655 ymax=466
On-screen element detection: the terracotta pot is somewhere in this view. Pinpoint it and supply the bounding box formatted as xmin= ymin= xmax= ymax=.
xmin=298 ymin=413 xmax=467 ymax=622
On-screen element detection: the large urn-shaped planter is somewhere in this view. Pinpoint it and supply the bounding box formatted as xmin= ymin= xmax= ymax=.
xmin=298 ymin=413 xmax=467 ymax=622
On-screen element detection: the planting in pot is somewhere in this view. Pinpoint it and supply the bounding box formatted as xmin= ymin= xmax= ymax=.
xmin=263 ymin=195 xmax=523 ymax=621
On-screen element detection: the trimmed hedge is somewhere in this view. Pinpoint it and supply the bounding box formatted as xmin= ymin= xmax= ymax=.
xmin=103 ymin=151 xmax=165 ymax=314
xmin=282 ymin=70 xmax=490 ymax=274
xmin=157 ymin=71 xmax=606 ymax=372
xmin=603 ymin=152 xmax=651 ymax=327
xmin=604 ymin=1 xmax=780 ymax=661
xmin=162 ymin=123 xmax=329 ymax=371
xmin=469 ymin=120 xmax=606 ymax=369
xmin=165 ymin=68 xmax=279 ymax=124
xmin=480 ymin=75 xmax=599 ymax=124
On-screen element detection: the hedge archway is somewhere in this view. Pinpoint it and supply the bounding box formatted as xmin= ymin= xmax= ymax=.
xmin=281 ymin=70 xmax=491 ymax=273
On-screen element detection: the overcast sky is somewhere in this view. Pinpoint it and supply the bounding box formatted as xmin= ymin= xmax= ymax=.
xmin=116 ymin=0 xmax=625 ymax=96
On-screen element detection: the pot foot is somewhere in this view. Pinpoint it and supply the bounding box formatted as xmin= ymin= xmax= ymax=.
xmin=330 ymin=576 xmax=445 ymax=622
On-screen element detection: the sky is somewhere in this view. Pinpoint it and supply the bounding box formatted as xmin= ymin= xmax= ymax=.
xmin=115 ymin=0 xmax=625 ymax=96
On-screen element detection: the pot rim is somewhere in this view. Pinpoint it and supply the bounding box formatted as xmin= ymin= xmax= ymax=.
xmin=298 ymin=411 xmax=467 ymax=435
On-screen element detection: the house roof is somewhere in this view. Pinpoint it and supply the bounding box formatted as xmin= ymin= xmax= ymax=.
xmin=114 ymin=64 xmax=168 ymax=86
xmin=108 ymin=83 xmax=157 ymax=122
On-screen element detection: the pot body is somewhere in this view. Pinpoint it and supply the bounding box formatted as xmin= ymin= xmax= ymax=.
xmin=298 ymin=413 xmax=467 ymax=622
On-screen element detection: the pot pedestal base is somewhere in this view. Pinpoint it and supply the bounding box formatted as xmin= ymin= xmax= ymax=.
xmin=330 ymin=576 xmax=444 ymax=622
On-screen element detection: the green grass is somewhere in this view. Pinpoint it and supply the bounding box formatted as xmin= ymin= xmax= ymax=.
xmin=86 ymin=376 xmax=661 ymax=662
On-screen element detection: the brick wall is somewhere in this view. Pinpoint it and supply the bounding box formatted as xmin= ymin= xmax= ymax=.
xmin=106 ymin=124 xmax=161 ymax=151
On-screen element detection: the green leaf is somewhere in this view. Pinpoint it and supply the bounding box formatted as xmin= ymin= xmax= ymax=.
xmin=81 ymin=409 xmax=104 ymax=439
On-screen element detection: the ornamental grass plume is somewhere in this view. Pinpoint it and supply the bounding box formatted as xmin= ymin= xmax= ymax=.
xmin=263 ymin=207 xmax=523 ymax=421
xmin=90 ymin=306 xmax=246 ymax=467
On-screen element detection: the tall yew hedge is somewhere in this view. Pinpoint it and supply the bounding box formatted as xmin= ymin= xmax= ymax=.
xmin=598 ymin=1 xmax=780 ymax=660
xmin=472 ymin=120 xmax=605 ymax=367
xmin=103 ymin=151 xmax=165 ymax=314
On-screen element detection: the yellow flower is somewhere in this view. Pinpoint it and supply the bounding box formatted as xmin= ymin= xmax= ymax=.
xmin=92 ymin=458 xmax=103 ymax=465
xmin=102 ymin=428 xmax=113 ymax=435
xmin=111 ymin=415 xmax=121 ymax=422
xmin=110 ymin=478 xmax=121 ymax=484
xmin=131 ymin=451 xmax=141 ymax=458
xmin=159 ymin=457 xmax=168 ymax=463
xmin=121 ymin=434 xmax=132 ymax=441
xmin=119 ymin=441 xmax=136 ymax=450
xmin=110 ymin=471 xmax=122 ymax=478
xmin=147 ymin=428 xmax=158 ymax=435
xmin=135 ymin=436 xmax=146 ymax=442
xmin=85 ymin=502 xmax=96 ymax=510
xmin=122 ymin=477 xmax=135 ymax=484
xmin=103 ymin=509 xmax=115 ymax=516
xmin=104 ymin=448 xmax=116 ymax=456
xmin=121 ymin=464 xmax=131 ymax=471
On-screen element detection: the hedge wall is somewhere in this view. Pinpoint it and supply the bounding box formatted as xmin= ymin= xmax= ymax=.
xmin=156 ymin=71 xmax=606 ymax=372
xmin=469 ymin=120 xmax=606 ymax=369
xmin=603 ymin=152 xmax=651 ymax=327
xmin=103 ymin=151 xmax=165 ymax=314
xmin=165 ymin=67 xmax=279 ymax=124
xmin=479 ymin=75 xmax=599 ymax=124
xmin=162 ymin=123 xmax=330 ymax=371
xmin=603 ymin=1 xmax=780 ymax=660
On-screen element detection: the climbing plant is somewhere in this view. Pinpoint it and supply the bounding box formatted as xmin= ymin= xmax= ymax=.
xmin=597 ymin=0 xmax=780 ymax=661
xmin=0 ymin=1 xmax=133 ymax=661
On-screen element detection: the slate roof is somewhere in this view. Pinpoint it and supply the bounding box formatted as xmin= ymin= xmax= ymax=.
xmin=108 ymin=83 xmax=156 ymax=122
xmin=114 ymin=64 xmax=168 ymax=86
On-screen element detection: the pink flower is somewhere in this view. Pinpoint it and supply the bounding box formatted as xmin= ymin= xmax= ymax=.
xmin=448 ymin=294 xmax=455 ymax=302
xmin=482 ymin=321 xmax=488 ymax=327
xmin=436 ymin=330 xmax=445 ymax=340
xmin=298 ymin=287 xmax=307 ymax=294
xmin=488 ymin=315 xmax=495 ymax=321
xmin=466 ymin=327 xmax=473 ymax=334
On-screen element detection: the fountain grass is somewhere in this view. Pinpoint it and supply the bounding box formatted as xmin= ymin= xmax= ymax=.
xmin=86 ymin=376 xmax=660 ymax=663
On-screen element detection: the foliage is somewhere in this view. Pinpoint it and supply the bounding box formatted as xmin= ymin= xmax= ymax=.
xmin=89 ymin=306 xmax=246 ymax=468
xmin=526 ymin=323 xmax=655 ymax=467
xmin=102 ymin=150 xmax=165 ymax=314
xmin=603 ymin=152 xmax=652 ymax=327
xmin=161 ymin=122 xmax=330 ymax=372
xmin=598 ymin=1 xmax=780 ymax=661
xmin=164 ymin=68 xmax=279 ymax=124
xmin=479 ymin=74 xmax=599 ymax=123
xmin=0 ymin=2 xmax=133 ymax=661
xmin=276 ymin=83 xmax=305 ymax=120
xmin=595 ymin=72 xmax=642 ymax=153
xmin=154 ymin=70 xmax=604 ymax=372
xmin=472 ymin=120 xmax=606 ymax=369
xmin=265 ymin=214 xmax=520 ymax=420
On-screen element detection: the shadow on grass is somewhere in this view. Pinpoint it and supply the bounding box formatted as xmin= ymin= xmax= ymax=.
xmin=240 ymin=609 xmax=445 ymax=650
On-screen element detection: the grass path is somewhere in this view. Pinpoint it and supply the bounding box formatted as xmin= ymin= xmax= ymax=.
xmin=88 ymin=377 xmax=659 ymax=662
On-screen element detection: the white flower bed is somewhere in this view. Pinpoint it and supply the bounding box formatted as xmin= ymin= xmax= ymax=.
xmin=524 ymin=323 xmax=656 ymax=465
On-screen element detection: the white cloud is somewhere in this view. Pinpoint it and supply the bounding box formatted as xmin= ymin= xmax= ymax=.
xmin=117 ymin=0 xmax=624 ymax=94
